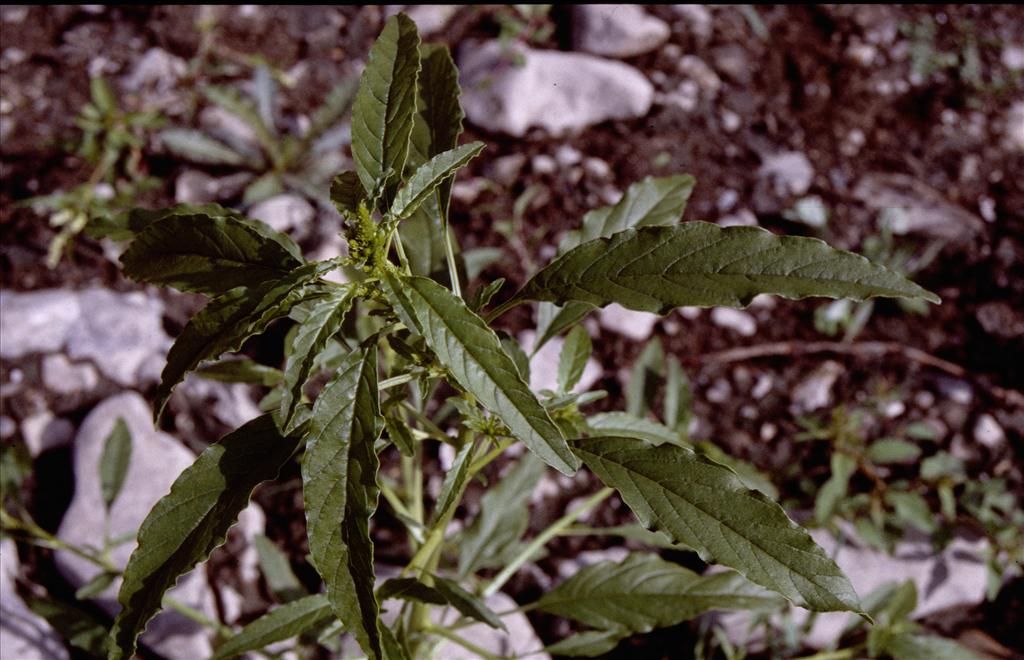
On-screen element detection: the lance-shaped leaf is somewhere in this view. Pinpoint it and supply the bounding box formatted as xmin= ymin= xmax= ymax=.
xmin=389 ymin=142 xmax=485 ymax=221
xmin=559 ymin=174 xmax=696 ymax=252
xmin=431 ymin=439 xmax=473 ymax=525
xmin=545 ymin=628 xmax=630 ymax=658
xmin=158 ymin=128 xmax=248 ymax=167
xmin=302 ymin=349 xmax=384 ymax=659
xmin=121 ymin=213 xmax=304 ymax=295
xmin=211 ymin=594 xmax=333 ymax=660
xmin=557 ymin=325 xmax=592 ymax=393
xmin=516 ymin=224 xmax=940 ymax=315
xmin=99 ymin=418 xmax=132 ymax=510
xmin=377 ymin=576 xmax=505 ymax=630
xmin=109 ymin=415 xmax=299 ymax=660
xmin=538 ymin=554 xmax=783 ymax=632
xmin=382 ymin=273 xmax=578 ymax=475
xmin=280 ymin=285 xmax=357 ymax=430
xmin=153 ymin=262 xmax=330 ymax=419
xmin=533 ymin=300 xmax=596 ymax=353
xmin=351 ymin=13 xmax=421 ymax=206
xmin=586 ymin=412 xmax=684 ymax=447
xmin=331 ymin=171 xmax=366 ymax=218
xmin=572 ymin=437 xmax=864 ymax=613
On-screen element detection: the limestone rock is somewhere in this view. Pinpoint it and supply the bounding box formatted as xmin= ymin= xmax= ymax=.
xmin=0 ymin=539 xmax=69 ymax=660
xmin=598 ymin=303 xmax=660 ymax=341
xmin=573 ymin=5 xmax=671 ymax=58
xmin=248 ymin=193 xmax=315 ymax=240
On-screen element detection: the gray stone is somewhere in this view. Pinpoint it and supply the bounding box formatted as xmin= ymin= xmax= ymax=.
xmin=718 ymin=208 xmax=758 ymax=227
xmin=597 ymin=303 xmax=659 ymax=341
xmin=487 ymin=153 xmax=527 ymax=187
xmin=975 ymin=301 xmax=1024 ymax=340
xmin=20 ymin=412 xmax=74 ymax=457
xmin=65 ymin=289 xmax=170 ymax=386
xmin=248 ymin=194 xmax=315 ymax=240
xmin=852 ymin=173 xmax=986 ymax=244
xmin=790 ymin=361 xmax=843 ymax=414
xmin=433 ymin=590 xmax=549 ymax=660
xmin=672 ymin=5 xmax=713 ymax=43
xmin=1 ymin=539 xmax=69 ymax=660
xmin=0 ymin=416 xmax=14 ymax=440
xmin=56 ymin=392 xmax=215 ymax=659
xmin=573 ymin=5 xmax=670 ymax=58
xmin=710 ymin=308 xmax=757 ymax=337
xmin=402 ymin=5 xmax=459 ymax=36
xmin=174 ymin=169 xmax=220 ymax=204
xmin=41 ymin=354 xmax=99 ymax=396
xmin=759 ymin=151 xmax=815 ymax=197
xmin=973 ymin=414 xmax=1005 ymax=450
xmin=0 ymin=289 xmax=81 ymax=359
xmin=460 ymin=41 xmax=654 ymax=138
xmin=678 ymin=55 xmax=721 ymax=96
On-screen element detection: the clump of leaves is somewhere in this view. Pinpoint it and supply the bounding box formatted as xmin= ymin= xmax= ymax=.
xmin=88 ymin=14 xmax=942 ymax=659
xmin=23 ymin=76 xmax=163 ymax=267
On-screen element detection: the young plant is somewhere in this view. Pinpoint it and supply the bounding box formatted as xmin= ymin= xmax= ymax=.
xmin=102 ymin=14 xmax=940 ymax=659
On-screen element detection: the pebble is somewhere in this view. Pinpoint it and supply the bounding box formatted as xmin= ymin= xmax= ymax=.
xmin=1001 ymin=44 xmax=1024 ymax=70
xmin=248 ymin=193 xmax=315 ymax=240
xmin=0 ymin=539 xmax=69 ymax=660
xmin=759 ymin=151 xmax=815 ymax=197
xmin=720 ymin=109 xmax=741 ymax=133
xmin=572 ymin=5 xmax=671 ymax=58
xmin=789 ymin=361 xmax=843 ymax=414
xmin=706 ymin=378 xmax=732 ymax=404
xmin=751 ymin=374 xmax=773 ymax=400
xmin=973 ymin=414 xmax=1005 ymax=450
xmin=1004 ymin=101 xmax=1024 ymax=152
xmin=41 ymin=354 xmax=99 ymax=396
xmin=671 ymin=5 xmax=713 ymax=43
xmin=460 ymin=41 xmax=654 ymax=138
xmin=597 ymin=303 xmax=660 ymax=341
xmin=519 ymin=330 xmax=602 ymax=394
xmin=710 ymin=308 xmax=757 ymax=336
xmin=678 ymin=55 xmax=721 ymax=95
xmin=718 ymin=208 xmax=758 ymax=227
xmin=19 ymin=411 xmax=74 ymax=456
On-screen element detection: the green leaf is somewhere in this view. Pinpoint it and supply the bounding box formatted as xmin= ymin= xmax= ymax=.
xmin=159 ymin=128 xmax=248 ymax=167
xmin=558 ymin=326 xmax=592 ymax=393
xmin=254 ymin=534 xmax=306 ymax=603
xmin=383 ymin=274 xmax=579 ymax=475
xmin=196 ymin=358 xmax=283 ymax=387
xmin=153 ymin=262 xmax=329 ymax=419
xmin=202 ymin=85 xmax=277 ymax=158
xmin=75 ymin=571 xmax=118 ymax=600
xmin=886 ymin=491 xmax=937 ymax=534
xmin=211 ymin=594 xmax=333 ymax=660
xmin=815 ymin=452 xmax=857 ymax=525
xmin=459 ymin=454 xmax=545 ymax=576
xmin=538 ymin=554 xmax=783 ymax=632
xmin=99 ymin=418 xmax=132 ymax=510
xmin=331 ymin=171 xmax=367 ymax=217
xmin=572 ymin=437 xmax=863 ymax=613
xmin=121 ymin=213 xmax=304 ymax=296
xmin=302 ymin=349 xmax=384 ymax=659
xmin=626 ymin=339 xmax=663 ymax=418
xmin=545 ymin=628 xmax=629 ymax=657
xmin=389 ymin=142 xmax=485 ymax=221
xmin=516 ymin=224 xmax=940 ymax=315
xmin=867 ymin=438 xmax=922 ymax=464
xmin=378 ymin=577 xmax=505 ymax=630
xmin=351 ymin=13 xmax=421 ymax=206
xmin=109 ymin=415 xmax=299 ymax=660
xmin=694 ymin=442 xmax=779 ymax=500
xmin=663 ymin=356 xmax=691 ymax=434
xmin=432 ymin=440 xmax=474 ymax=525
xmin=281 ymin=285 xmax=357 ymax=430
xmin=533 ymin=301 xmax=597 ymax=353
xmin=883 ymin=633 xmax=981 ymax=660
xmin=586 ymin=412 xmax=684 ymax=447
xmin=500 ymin=334 xmax=531 ymax=383
xmin=559 ymin=174 xmax=696 ymax=252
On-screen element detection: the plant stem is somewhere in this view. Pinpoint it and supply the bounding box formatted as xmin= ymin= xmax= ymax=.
xmin=483 ymin=487 xmax=614 ymax=598
xmin=164 ymin=596 xmax=233 ymax=639
xmin=484 ymin=298 xmax=523 ymax=324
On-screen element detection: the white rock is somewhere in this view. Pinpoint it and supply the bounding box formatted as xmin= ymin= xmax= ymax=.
xmin=751 ymin=374 xmax=773 ymax=399
xmin=0 ymin=289 xmax=82 ymax=359
xmin=487 ymin=153 xmax=527 ymax=187
xmin=65 ymin=289 xmax=170 ymax=386
xmin=0 ymin=539 xmax=69 ymax=660
xmin=531 ymin=154 xmax=557 ymax=175
xmin=597 ymin=303 xmax=659 ymax=341
xmin=718 ymin=208 xmax=758 ymax=227
xmin=175 ymin=169 xmax=220 ymax=204
xmin=41 ymin=354 xmax=99 ymax=395
xmin=249 ymin=194 xmax=315 ymax=240
xmin=721 ymin=109 xmax=741 ymax=132
xmin=56 ymin=392 xmax=215 ymax=658
xmin=20 ymin=412 xmax=74 ymax=457
xmin=759 ymin=151 xmax=814 ymax=197
xmin=1001 ymin=44 xmax=1024 ymax=70
xmin=402 ymin=5 xmax=458 ymax=36
xmin=973 ymin=414 xmax=1005 ymax=450
xmin=0 ymin=416 xmax=14 ymax=440
xmin=583 ymin=157 xmax=611 ymax=179
xmin=678 ymin=55 xmax=721 ymax=95
xmin=460 ymin=41 xmax=654 ymax=138
xmin=671 ymin=5 xmax=713 ymax=43
xmin=555 ymin=144 xmax=583 ymax=167
xmin=573 ymin=5 xmax=670 ymax=58
xmin=519 ymin=331 xmax=602 ymax=394
xmin=659 ymin=80 xmax=700 ymax=113
xmin=433 ymin=590 xmax=549 ymax=660
xmin=710 ymin=308 xmax=757 ymax=337
xmin=1004 ymin=101 xmax=1024 ymax=152
xmin=789 ymin=361 xmax=843 ymax=414
xmin=123 ymin=47 xmax=186 ymax=93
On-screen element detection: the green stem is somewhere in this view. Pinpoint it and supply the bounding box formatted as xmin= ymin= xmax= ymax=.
xmin=484 ymin=298 xmax=523 ymax=324
xmin=165 ymin=596 xmax=233 ymax=639
xmin=483 ymin=487 xmax=615 ymax=598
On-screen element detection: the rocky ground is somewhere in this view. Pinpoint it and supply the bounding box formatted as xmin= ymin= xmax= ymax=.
xmin=1 ymin=5 xmax=1023 ymax=659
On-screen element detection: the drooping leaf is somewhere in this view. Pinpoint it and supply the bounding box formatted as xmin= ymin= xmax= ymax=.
xmin=253 ymin=534 xmax=307 ymax=603
xmin=121 ymin=213 xmax=304 ymax=295
xmin=153 ymin=262 xmax=330 ymax=419
xmin=377 ymin=577 xmax=505 ymax=630
xmin=572 ymin=437 xmax=863 ymax=613
xmin=557 ymin=326 xmax=592 ymax=393
xmin=159 ymin=128 xmax=248 ymax=167
xmin=382 ymin=273 xmax=578 ymax=475
xmin=815 ymin=452 xmax=857 ymax=525
xmin=586 ymin=412 xmax=684 ymax=447
xmin=280 ymin=285 xmax=357 ymax=430
xmin=109 ymin=415 xmax=299 ymax=660
xmin=99 ymin=418 xmax=132 ymax=510
xmin=302 ymin=349 xmax=384 ymax=659
xmin=210 ymin=594 xmax=333 ymax=660
xmin=516 ymin=224 xmax=940 ymax=315
xmin=559 ymin=174 xmax=696 ymax=252
xmin=331 ymin=171 xmax=367 ymax=218
xmin=432 ymin=439 xmax=474 ymax=525
xmin=389 ymin=142 xmax=485 ymax=221
xmin=545 ymin=628 xmax=630 ymax=657
xmin=537 ymin=554 xmax=783 ymax=632
xmin=195 ymin=358 xmax=283 ymax=387
xmin=459 ymin=453 xmax=545 ymax=576
xmin=351 ymin=13 xmax=421 ymax=206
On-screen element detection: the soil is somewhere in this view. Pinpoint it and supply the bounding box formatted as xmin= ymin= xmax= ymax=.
xmin=2 ymin=5 xmax=1022 ymax=659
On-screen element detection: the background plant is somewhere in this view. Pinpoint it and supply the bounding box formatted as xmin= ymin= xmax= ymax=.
xmin=18 ymin=14 xmax=954 ymax=660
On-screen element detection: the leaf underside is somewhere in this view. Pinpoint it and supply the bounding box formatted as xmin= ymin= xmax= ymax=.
xmin=572 ymin=437 xmax=863 ymax=613
xmin=302 ymin=349 xmax=384 ymax=659
xmin=389 ymin=142 xmax=484 ymax=221
xmin=518 ymin=223 xmax=940 ymax=315
xmin=109 ymin=415 xmax=298 ymax=660
xmin=211 ymin=594 xmax=333 ymax=660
